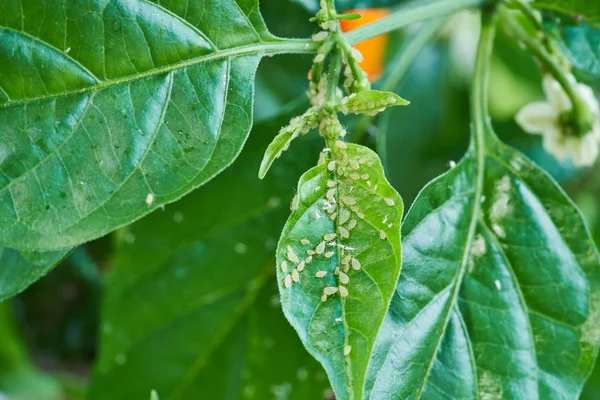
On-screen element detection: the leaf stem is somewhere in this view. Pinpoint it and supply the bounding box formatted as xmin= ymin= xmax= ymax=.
xmin=499 ymin=6 xmax=596 ymax=136
xmin=343 ymin=0 xmax=487 ymax=45
xmin=326 ymin=49 xmax=343 ymax=106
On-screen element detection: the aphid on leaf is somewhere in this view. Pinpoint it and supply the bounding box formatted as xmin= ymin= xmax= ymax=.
xmin=324 ymin=233 xmax=337 ymax=241
xmin=287 ymin=246 xmax=300 ymax=264
xmin=323 ymin=286 xmax=339 ymax=295
xmin=297 ymin=261 xmax=306 ymax=272
xmin=384 ymin=197 xmax=395 ymax=206
xmin=351 ymin=257 xmax=361 ymax=271
xmin=301 ymin=239 xmax=311 ymax=245
xmin=292 ymin=269 xmax=300 ymax=282
xmin=281 ymin=261 xmax=289 ymax=273
xmin=316 ymin=271 xmax=328 ymax=278
xmin=316 ymin=241 xmax=326 ymax=254
xmin=284 ymin=275 xmax=292 ymax=289
xmin=339 ymin=272 xmax=350 ymax=285
xmin=325 ymin=251 xmax=335 ymax=258
xmin=339 ymin=286 xmax=349 ymax=297
xmin=380 ymin=230 xmax=387 ymax=240
xmin=338 ymin=226 xmax=350 ymax=239
xmin=344 ymin=345 xmax=352 ymax=356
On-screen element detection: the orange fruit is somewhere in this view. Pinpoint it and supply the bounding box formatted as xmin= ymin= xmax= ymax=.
xmin=340 ymin=8 xmax=391 ymax=82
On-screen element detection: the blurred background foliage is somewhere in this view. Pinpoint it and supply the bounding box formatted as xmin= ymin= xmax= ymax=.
xmin=2 ymin=0 xmax=600 ymax=398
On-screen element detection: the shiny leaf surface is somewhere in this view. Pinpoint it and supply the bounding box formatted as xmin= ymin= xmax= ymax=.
xmin=0 ymin=0 xmax=314 ymax=252
xmin=278 ymin=143 xmax=402 ymax=400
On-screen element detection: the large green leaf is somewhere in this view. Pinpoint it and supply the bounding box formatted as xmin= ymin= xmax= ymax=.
xmin=0 ymin=247 xmax=69 ymax=302
xmin=0 ymin=0 xmax=314 ymax=252
xmin=277 ymin=143 xmax=403 ymax=399
xmin=89 ymin=116 xmax=329 ymax=400
xmin=365 ymin=17 xmax=600 ymax=397
xmin=533 ymin=1 xmax=600 ymax=23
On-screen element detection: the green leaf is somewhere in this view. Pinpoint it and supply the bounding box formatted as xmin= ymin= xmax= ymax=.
xmin=533 ymin=1 xmax=600 ymax=23
xmin=0 ymin=247 xmax=69 ymax=302
xmin=277 ymin=143 xmax=402 ymax=400
xmin=342 ymin=90 xmax=409 ymax=116
xmin=259 ymin=108 xmax=319 ymax=179
xmin=0 ymin=0 xmax=315 ymax=252
xmin=89 ymin=116 xmax=329 ymax=400
xmin=544 ymin=15 xmax=600 ymax=78
xmin=365 ymin=123 xmax=600 ymax=399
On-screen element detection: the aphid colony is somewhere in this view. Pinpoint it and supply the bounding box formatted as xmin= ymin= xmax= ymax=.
xmin=281 ymin=124 xmax=396 ymax=303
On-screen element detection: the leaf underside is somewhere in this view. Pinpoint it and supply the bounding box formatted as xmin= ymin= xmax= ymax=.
xmin=533 ymin=1 xmax=600 ymax=23
xmin=0 ymin=0 xmax=281 ymax=251
xmin=89 ymin=118 xmax=329 ymax=400
xmin=278 ymin=143 xmax=403 ymax=400
xmin=366 ymin=129 xmax=600 ymax=399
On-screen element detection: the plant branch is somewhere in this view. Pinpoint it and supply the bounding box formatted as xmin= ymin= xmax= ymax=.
xmin=343 ymin=0 xmax=487 ymax=45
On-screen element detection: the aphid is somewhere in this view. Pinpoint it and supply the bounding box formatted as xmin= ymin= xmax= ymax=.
xmin=321 ymin=294 xmax=328 ymax=302
xmin=338 ymin=226 xmax=350 ymax=239
xmin=316 ymin=241 xmax=326 ymax=254
xmin=382 ymin=215 xmax=388 ymax=224
xmin=297 ymin=261 xmax=306 ymax=272
xmin=307 ymin=249 xmax=316 ymax=255
xmin=281 ymin=261 xmax=289 ymax=273
xmin=292 ymin=269 xmax=300 ymax=282
xmin=325 ymin=251 xmax=335 ymax=258
xmin=361 ymin=174 xmax=369 ymax=180
xmin=327 ymin=180 xmax=336 ymax=188
xmin=344 ymin=345 xmax=352 ymax=356
xmin=329 ymin=212 xmax=338 ymax=221
xmin=357 ymin=211 xmax=365 ymax=219
xmin=351 ymin=258 xmax=361 ymax=271
xmin=305 ymin=256 xmax=313 ymax=264
xmin=314 ymin=209 xmax=322 ymax=220
xmin=339 ymin=272 xmax=350 ymax=285
xmin=301 ymin=238 xmax=311 ymax=245
xmin=335 ymin=140 xmax=347 ymax=149
xmin=324 ymin=233 xmax=336 ymax=241
xmin=339 ymin=286 xmax=349 ymax=297
xmin=146 ymin=193 xmax=155 ymax=206
xmin=315 ymin=271 xmax=328 ymax=278
xmin=287 ymin=246 xmax=300 ymax=264
xmin=335 ymin=317 xmax=343 ymax=322
xmin=339 ymin=208 xmax=351 ymax=225
xmin=384 ymin=197 xmax=395 ymax=206
xmin=290 ymin=195 xmax=299 ymax=211
xmin=342 ymin=196 xmax=357 ymax=206
xmin=342 ymin=255 xmax=351 ymax=266
xmin=380 ymin=230 xmax=387 ymax=240
xmin=334 ymin=267 xmax=340 ymax=275
xmin=326 ymin=188 xmax=336 ymax=200
xmin=327 ymin=160 xmax=336 ymax=171
xmin=349 ymin=173 xmax=360 ymax=180
xmin=349 ymin=159 xmax=360 ymax=170
xmin=284 ymin=275 xmax=292 ymax=288
xmin=348 ymin=219 xmax=357 ymax=230
xmin=323 ymin=286 xmax=339 ymax=295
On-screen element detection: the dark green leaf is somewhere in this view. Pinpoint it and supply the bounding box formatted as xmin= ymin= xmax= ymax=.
xmin=89 ymin=117 xmax=329 ymax=400
xmin=365 ymin=124 xmax=600 ymax=399
xmin=0 ymin=247 xmax=69 ymax=302
xmin=0 ymin=0 xmax=314 ymax=252
xmin=533 ymin=1 xmax=600 ymax=23
xmin=278 ymin=143 xmax=402 ymax=400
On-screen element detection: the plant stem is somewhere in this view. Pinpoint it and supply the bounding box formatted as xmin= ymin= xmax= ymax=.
xmin=344 ymin=0 xmax=487 ymax=45
xmin=326 ymin=50 xmax=343 ymax=106
xmin=499 ymin=6 xmax=595 ymax=136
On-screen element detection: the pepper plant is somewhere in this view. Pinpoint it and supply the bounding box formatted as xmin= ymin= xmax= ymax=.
xmin=1 ymin=0 xmax=600 ymax=399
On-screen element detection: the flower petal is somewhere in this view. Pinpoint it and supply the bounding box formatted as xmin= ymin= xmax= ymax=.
xmin=515 ymin=102 xmax=557 ymax=134
xmin=576 ymin=83 xmax=600 ymax=115
xmin=543 ymin=75 xmax=571 ymax=112
xmin=542 ymin=129 xmax=570 ymax=160
xmin=572 ymin=134 xmax=599 ymax=167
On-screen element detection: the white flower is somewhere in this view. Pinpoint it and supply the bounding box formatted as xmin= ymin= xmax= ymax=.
xmin=516 ymin=75 xmax=600 ymax=167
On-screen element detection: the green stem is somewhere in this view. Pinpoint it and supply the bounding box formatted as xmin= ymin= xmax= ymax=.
xmin=352 ymin=18 xmax=446 ymax=145
xmin=344 ymin=0 xmax=487 ymax=45
xmin=499 ymin=6 xmax=595 ymax=136
xmin=326 ymin=50 xmax=343 ymax=106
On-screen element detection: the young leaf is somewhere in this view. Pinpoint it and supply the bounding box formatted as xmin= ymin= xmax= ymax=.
xmin=0 ymin=0 xmax=315 ymax=252
xmin=277 ymin=143 xmax=402 ymax=400
xmin=341 ymin=90 xmax=409 ymax=115
xmin=0 ymin=247 xmax=70 ymax=302
xmin=89 ymin=117 xmax=329 ymax=400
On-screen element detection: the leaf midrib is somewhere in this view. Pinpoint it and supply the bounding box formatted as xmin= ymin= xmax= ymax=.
xmin=0 ymin=39 xmax=317 ymax=109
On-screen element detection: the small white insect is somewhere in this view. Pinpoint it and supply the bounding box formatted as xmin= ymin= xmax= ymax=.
xmin=324 ymin=233 xmax=336 ymax=241
xmin=327 ymin=180 xmax=337 ymax=188
xmin=494 ymin=280 xmax=502 ymax=290
xmin=292 ymin=269 xmax=300 ymax=282
xmin=384 ymin=197 xmax=395 ymax=207
xmin=316 ymin=241 xmax=326 ymax=254
xmin=339 ymin=208 xmax=351 ymax=225
xmin=347 ymin=219 xmax=357 ymax=230
xmin=338 ymin=226 xmax=350 ymax=239
xmin=324 ymin=251 xmax=335 ymax=258
xmin=339 ymin=286 xmax=349 ymax=297
xmin=351 ymin=258 xmax=361 ymax=271
xmin=339 ymin=272 xmax=350 ymax=285
xmin=315 ymin=271 xmax=327 ymax=278
xmin=284 ymin=275 xmax=292 ymax=288
xmin=145 ymin=193 xmax=154 ymax=206
xmin=380 ymin=230 xmax=387 ymax=240
xmin=301 ymin=239 xmax=311 ymax=245
xmin=335 ymin=140 xmax=347 ymax=149
xmin=323 ymin=286 xmax=339 ymax=295
xmin=449 ymin=160 xmax=457 ymax=168
xmin=287 ymin=246 xmax=300 ymax=264
xmin=305 ymin=256 xmax=313 ymax=264
xmin=327 ymin=160 xmax=336 ymax=171
xmin=281 ymin=261 xmax=289 ymax=273
xmin=344 ymin=345 xmax=352 ymax=356
xmin=290 ymin=195 xmax=299 ymax=211
xmin=297 ymin=261 xmax=306 ymax=272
